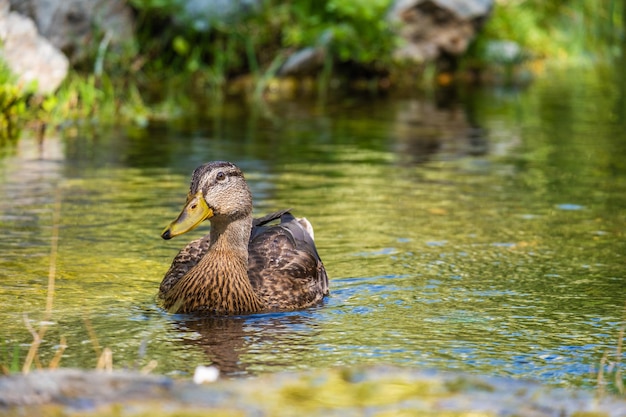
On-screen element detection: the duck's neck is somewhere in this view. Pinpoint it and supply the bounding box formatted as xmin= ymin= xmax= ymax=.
xmin=165 ymin=215 xmax=265 ymax=314
xmin=209 ymin=215 xmax=252 ymax=259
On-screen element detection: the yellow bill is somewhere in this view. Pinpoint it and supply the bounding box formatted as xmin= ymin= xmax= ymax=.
xmin=161 ymin=190 xmax=213 ymax=240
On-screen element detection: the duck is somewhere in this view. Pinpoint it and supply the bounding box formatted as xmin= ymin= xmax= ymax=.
xmin=158 ymin=161 xmax=329 ymax=315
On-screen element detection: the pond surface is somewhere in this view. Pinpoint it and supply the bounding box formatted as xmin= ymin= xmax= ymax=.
xmin=1 ymin=69 xmax=625 ymax=389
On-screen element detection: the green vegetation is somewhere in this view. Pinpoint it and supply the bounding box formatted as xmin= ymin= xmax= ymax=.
xmin=470 ymin=0 xmax=626 ymax=66
xmin=0 ymin=59 xmax=30 ymax=143
xmin=1 ymin=0 xmax=626 ymax=139
xmin=128 ymin=0 xmax=396 ymax=102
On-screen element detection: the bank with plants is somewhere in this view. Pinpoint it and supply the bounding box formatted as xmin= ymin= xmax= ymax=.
xmin=1 ymin=0 xmax=625 ymax=142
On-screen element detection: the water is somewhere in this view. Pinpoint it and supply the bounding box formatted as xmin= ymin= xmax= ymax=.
xmin=0 ymin=69 xmax=624 ymax=388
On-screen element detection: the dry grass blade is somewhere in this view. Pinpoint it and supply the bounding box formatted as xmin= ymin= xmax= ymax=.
xmin=49 ymin=336 xmax=67 ymax=369
xmin=83 ymin=313 xmax=102 ymax=358
xmin=616 ymin=315 xmax=625 ymax=395
xmin=22 ymin=314 xmax=44 ymax=374
xmin=45 ymin=188 xmax=62 ymax=320
xmin=84 ymin=311 xmax=118 ymax=372
xmin=21 ymin=187 xmax=63 ymax=374
xmin=595 ymin=301 xmax=626 ymax=397
xmin=141 ymin=359 xmax=158 ymax=375
xmin=597 ymin=350 xmax=609 ymax=398
xmin=96 ymin=347 xmax=113 ymax=372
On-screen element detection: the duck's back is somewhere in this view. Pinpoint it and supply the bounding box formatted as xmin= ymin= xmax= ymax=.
xmin=248 ymin=210 xmax=329 ymax=310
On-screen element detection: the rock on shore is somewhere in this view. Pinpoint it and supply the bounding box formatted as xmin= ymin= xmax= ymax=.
xmin=1 ymin=366 xmax=625 ymax=416
xmin=0 ymin=0 xmax=68 ymax=94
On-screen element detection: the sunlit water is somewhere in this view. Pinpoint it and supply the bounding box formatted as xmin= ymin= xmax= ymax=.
xmin=1 ymin=69 xmax=625 ymax=388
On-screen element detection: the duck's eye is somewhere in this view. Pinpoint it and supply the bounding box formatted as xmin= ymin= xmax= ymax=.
xmin=215 ymin=171 xmax=226 ymax=182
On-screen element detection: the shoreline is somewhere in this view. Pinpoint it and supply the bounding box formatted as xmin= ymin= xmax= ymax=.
xmin=1 ymin=366 xmax=625 ymax=416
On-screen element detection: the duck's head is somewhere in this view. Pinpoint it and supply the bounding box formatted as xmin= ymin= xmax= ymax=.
xmin=161 ymin=161 xmax=252 ymax=240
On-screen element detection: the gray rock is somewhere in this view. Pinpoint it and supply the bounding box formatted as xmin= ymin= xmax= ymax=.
xmin=277 ymin=30 xmax=333 ymax=77
xmin=174 ymin=0 xmax=262 ymax=32
xmin=389 ymin=0 xmax=494 ymax=63
xmin=424 ymin=0 xmax=492 ymax=19
xmin=9 ymin=0 xmax=135 ymax=64
xmin=0 ymin=369 xmax=172 ymax=407
xmin=278 ymin=47 xmax=326 ymax=77
xmin=0 ymin=0 xmax=69 ymax=94
xmin=1 ymin=367 xmax=625 ymax=416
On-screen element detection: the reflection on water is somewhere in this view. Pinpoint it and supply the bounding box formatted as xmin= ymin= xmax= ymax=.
xmin=0 ymin=69 xmax=625 ymax=388
xmin=394 ymin=94 xmax=488 ymax=165
xmin=168 ymin=311 xmax=326 ymax=376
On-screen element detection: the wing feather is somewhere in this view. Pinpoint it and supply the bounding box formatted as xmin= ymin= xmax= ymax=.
xmin=248 ymin=211 xmax=329 ymax=310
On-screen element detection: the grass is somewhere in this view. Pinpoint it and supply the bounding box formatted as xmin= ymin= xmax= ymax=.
xmin=0 ymin=59 xmax=30 ymax=143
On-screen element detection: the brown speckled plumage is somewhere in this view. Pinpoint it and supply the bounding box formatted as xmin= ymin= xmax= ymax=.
xmin=159 ymin=161 xmax=329 ymax=315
